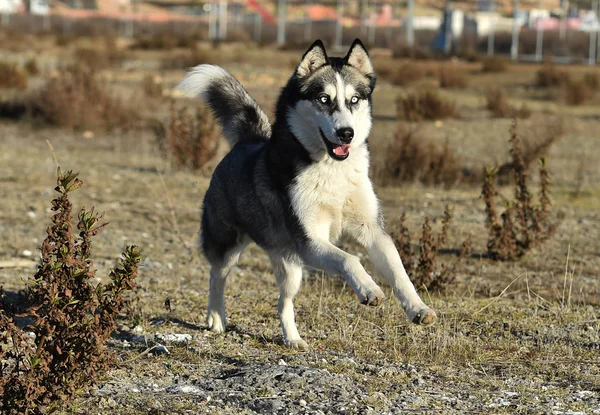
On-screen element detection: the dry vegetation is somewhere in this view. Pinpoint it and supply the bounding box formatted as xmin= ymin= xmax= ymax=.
xmin=483 ymin=121 xmax=557 ymax=261
xmin=438 ymin=64 xmax=468 ymax=88
xmin=376 ymin=123 xmax=473 ymax=187
xmin=154 ymin=101 xmax=219 ymax=171
xmin=485 ymin=87 xmax=531 ymax=119
xmin=31 ymin=65 xmax=137 ymax=131
xmin=0 ymin=168 xmax=140 ymax=414
xmin=391 ymin=206 xmax=472 ymax=292
xmin=480 ymin=56 xmax=508 ymax=73
xmin=0 ymin=60 xmax=27 ymax=89
xmin=396 ymin=89 xmax=459 ymax=121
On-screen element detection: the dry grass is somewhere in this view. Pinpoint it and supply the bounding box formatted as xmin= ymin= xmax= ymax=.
xmin=142 ymin=74 xmax=163 ymax=98
xmin=535 ymin=64 xmax=569 ymax=88
xmin=30 ymin=65 xmax=137 ymax=131
xmin=377 ymin=62 xmax=425 ymax=86
xmin=583 ymin=71 xmax=599 ymax=89
xmin=562 ymin=80 xmax=589 ymax=106
xmin=485 ymin=87 xmax=531 ymax=119
xmin=154 ymin=101 xmax=219 ymax=171
xmin=161 ymin=47 xmax=210 ymax=70
xmin=396 ymin=89 xmax=459 ymax=121
xmin=481 ymin=56 xmax=508 ymax=73
xmin=0 ymin=61 xmax=27 ymax=89
xmin=375 ymin=123 xmax=476 ymax=187
xmin=438 ymin=64 xmax=468 ymax=89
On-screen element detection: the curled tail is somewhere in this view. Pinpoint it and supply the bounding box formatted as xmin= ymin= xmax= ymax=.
xmin=177 ymin=64 xmax=271 ymax=147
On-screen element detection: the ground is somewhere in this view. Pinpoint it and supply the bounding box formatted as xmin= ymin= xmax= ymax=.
xmin=1 ymin=37 xmax=600 ymax=414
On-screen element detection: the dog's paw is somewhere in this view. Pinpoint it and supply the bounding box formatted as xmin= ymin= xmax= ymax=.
xmin=411 ymin=308 xmax=437 ymax=326
xmin=286 ymin=339 xmax=309 ymax=351
xmin=206 ymin=311 xmax=226 ymax=333
xmin=360 ymin=285 xmax=386 ymax=307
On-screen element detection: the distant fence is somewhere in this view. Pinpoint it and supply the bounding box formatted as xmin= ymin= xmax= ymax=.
xmin=1 ymin=0 xmax=599 ymax=65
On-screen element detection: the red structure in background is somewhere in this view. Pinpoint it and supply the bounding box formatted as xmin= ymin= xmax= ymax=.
xmin=246 ymin=0 xmax=276 ymax=24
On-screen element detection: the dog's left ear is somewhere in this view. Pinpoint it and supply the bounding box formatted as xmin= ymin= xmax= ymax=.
xmin=344 ymin=39 xmax=374 ymax=78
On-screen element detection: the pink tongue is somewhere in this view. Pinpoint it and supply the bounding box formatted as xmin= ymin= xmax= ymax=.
xmin=333 ymin=144 xmax=350 ymax=156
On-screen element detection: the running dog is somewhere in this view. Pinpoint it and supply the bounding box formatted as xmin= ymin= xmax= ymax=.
xmin=178 ymin=39 xmax=436 ymax=350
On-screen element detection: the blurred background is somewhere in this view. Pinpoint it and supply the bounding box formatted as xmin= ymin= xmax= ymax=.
xmin=1 ymin=0 xmax=599 ymax=63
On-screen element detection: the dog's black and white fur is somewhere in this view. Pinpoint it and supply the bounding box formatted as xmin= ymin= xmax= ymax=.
xmin=178 ymin=39 xmax=436 ymax=350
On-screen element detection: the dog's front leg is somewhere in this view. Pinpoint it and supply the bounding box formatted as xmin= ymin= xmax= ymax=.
xmin=365 ymin=227 xmax=436 ymax=325
xmin=301 ymin=240 xmax=385 ymax=306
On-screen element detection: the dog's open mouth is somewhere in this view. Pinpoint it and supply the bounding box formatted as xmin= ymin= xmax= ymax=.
xmin=319 ymin=129 xmax=350 ymax=161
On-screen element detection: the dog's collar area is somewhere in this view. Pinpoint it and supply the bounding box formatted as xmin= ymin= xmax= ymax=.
xmin=319 ymin=129 xmax=350 ymax=161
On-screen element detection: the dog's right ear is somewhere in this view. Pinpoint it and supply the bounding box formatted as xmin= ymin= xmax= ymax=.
xmin=296 ymin=40 xmax=328 ymax=78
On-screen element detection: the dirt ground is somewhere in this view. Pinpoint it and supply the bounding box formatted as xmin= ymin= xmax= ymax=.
xmin=1 ymin=36 xmax=600 ymax=414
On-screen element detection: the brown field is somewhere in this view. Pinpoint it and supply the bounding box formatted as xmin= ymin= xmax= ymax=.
xmin=1 ymin=32 xmax=600 ymax=414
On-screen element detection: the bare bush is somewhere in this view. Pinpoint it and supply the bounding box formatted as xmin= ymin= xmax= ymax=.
xmin=375 ymin=123 xmax=474 ymax=187
xmin=161 ymin=47 xmax=210 ymax=70
xmin=396 ymin=89 xmax=459 ymax=121
xmin=438 ymin=65 xmax=468 ymax=89
xmin=376 ymin=61 xmax=425 ymax=86
xmin=481 ymin=56 xmax=508 ymax=73
xmin=31 ymin=65 xmax=137 ymax=131
xmin=485 ymin=87 xmax=531 ymax=119
xmin=536 ymin=65 xmax=569 ymax=88
xmin=142 ymin=73 xmax=163 ymax=98
xmin=154 ymin=102 xmax=219 ymax=170
xmin=562 ymin=79 xmax=589 ymax=106
xmin=482 ymin=120 xmax=557 ymax=261
xmin=391 ymin=206 xmax=472 ymax=292
xmin=0 ymin=168 xmax=141 ymax=414
xmin=0 ymin=61 xmax=27 ymax=89
xmin=583 ymin=72 xmax=599 ymax=90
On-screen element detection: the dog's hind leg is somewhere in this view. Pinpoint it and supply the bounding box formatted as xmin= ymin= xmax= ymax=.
xmin=205 ymin=237 xmax=249 ymax=333
xmin=269 ymin=255 xmax=308 ymax=351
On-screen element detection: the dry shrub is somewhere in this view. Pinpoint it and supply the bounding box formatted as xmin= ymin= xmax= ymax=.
xmin=142 ymin=73 xmax=163 ymax=98
xmin=154 ymin=101 xmax=219 ymax=170
xmin=161 ymin=46 xmax=210 ymax=70
xmin=562 ymin=80 xmax=588 ymax=106
xmin=73 ymin=37 xmax=124 ymax=70
xmin=376 ymin=123 xmax=473 ymax=187
xmin=536 ymin=64 xmax=569 ymax=88
xmin=481 ymin=56 xmax=508 ymax=73
xmin=31 ymin=65 xmax=137 ymax=131
xmin=0 ymin=168 xmax=141 ymax=414
xmin=485 ymin=88 xmax=531 ymax=119
xmin=583 ymin=72 xmax=599 ymax=90
xmin=377 ymin=62 xmax=425 ymax=86
xmin=495 ymin=119 xmax=561 ymax=182
xmin=0 ymin=61 xmax=27 ymax=89
xmin=396 ymin=89 xmax=459 ymax=121
xmin=391 ymin=206 xmax=472 ymax=292
xmin=438 ymin=64 xmax=468 ymax=89
xmin=132 ymin=32 xmax=201 ymax=50
xmin=24 ymin=58 xmax=39 ymax=75
xmin=482 ymin=120 xmax=557 ymax=261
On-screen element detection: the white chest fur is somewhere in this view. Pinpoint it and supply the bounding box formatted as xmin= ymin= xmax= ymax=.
xmin=290 ymin=147 xmax=370 ymax=242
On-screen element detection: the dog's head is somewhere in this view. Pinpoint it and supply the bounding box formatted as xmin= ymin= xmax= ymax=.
xmin=282 ymin=39 xmax=376 ymax=161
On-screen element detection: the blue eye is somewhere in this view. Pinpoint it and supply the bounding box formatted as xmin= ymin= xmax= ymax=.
xmin=318 ymin=95 xmax=329 ymax=104
xmin=350 ymin=96 xmax=359 ymax=105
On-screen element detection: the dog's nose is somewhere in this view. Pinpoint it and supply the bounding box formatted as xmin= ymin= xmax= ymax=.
xmin=336 ymin=127 xmax=354 ymax=144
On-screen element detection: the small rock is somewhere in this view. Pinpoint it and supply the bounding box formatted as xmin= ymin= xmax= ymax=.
xmin=27 ymin=211 xmax=36 ymax=218
xmin=151 ymin=344 xmax=169 ymax=356
xmin=22 ymin=250 xmax=33 ymax=257
xmin=155 ymin=333 xmax=192 ymax=344
xmin=299 ymin=399 xmax=307 ymax=406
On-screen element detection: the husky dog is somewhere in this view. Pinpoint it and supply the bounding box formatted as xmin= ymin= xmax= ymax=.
xmin=178 ymin=39 xmax=436 ymax=350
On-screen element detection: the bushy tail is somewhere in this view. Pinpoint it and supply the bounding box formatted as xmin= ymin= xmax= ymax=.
xmin=177 ymin=65 xmax=271 ymax=147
